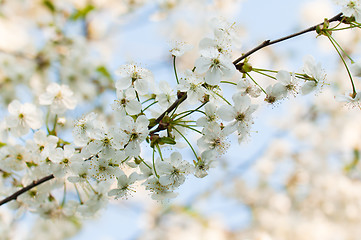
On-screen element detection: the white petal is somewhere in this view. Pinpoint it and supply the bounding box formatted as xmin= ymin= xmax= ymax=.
xmin=125 ymin=100 xmax=142 ymax=115
xmin=195 ymin=57 xmax=211 ymax=73
xmin=205 ymin=67 xmax=222 ymax=85
xmin=115 ymin=77 xmax=132 ymax=90
xmin=217 ymin=105 xmax=235 ymax=121
xmin=134 ymin=79 xmax=148 ymax=95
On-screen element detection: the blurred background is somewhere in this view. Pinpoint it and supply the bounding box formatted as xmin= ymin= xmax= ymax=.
xmin=2 ymin=0 xmax=361 ymax=239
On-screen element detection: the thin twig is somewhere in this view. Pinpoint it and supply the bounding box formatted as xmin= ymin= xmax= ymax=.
xmin=233 ymin=13 xmax=343 ymax=65
xmin=0 ymin=174 xmax=54 ymax=206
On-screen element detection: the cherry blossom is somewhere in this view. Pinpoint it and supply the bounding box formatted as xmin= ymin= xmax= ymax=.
xmin=157 ymin=152 xmax=194 ymax=188
xmin=218 ymin=94 xmax=257 ymax=140
xmin=334 ymin=0 xmax=361 ymax=21
xmin=112 ymin=88 xmax=142 ymax=116
xmin=195 ymin=48 xmax=235 ymax=85
xmin=115 ymin=64 xmax=153 ymax=95
xmin=108 ymin=172 xmax=139 ymax=199
xmin=301 ymin=55 xmax=326 ymax=95
xmin=117 ymin=115 xmax=149 ymax=157
xmin=5 ymin=100 xmax=43 ymax=137
xmin=169 ymin=41 xmax=193 ymax=57
xmin=39 ymin=83 xmax=77 ymax=114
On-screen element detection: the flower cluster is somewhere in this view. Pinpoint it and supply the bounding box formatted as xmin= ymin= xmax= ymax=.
xmin=1 ymin=0 xmax=361 ymax=238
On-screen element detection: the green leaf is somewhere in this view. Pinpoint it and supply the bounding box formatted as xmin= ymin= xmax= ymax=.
xmin=159 ymin=137 xmax=176 ymax=145
xmin=96 ymin=65 xmax=112 ymax=81
xmin=70 ymin=5 xmax=95 ymax=21
xmin=43 ymin=0 xmax=56 ymax=13
xmin=148 ymin=118 xmax=157 ymax=129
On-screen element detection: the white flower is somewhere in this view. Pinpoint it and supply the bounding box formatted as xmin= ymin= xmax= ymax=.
xmin=86 ymin=127 xmax=122 ymax=156
xmin=0 ymin=145 xmax=29 ymax=172
xmin=88 ymin=151 xmax=125 ymax=182
xmin=6 ymin=100 xmax=43 ymax=137
xmin=351 ymin=60 xmax=361 ymax=77
xmin=169 ymin=41 xmax=193 ymax=57
xmin=301 ymin=55 xmax=326 ymax=95
xmin=335 ymin=91 xmax=361 ymax=108
xmin=26 ymin=130 xmax=58 ymax=163
xmin=218 ymin=94 xmax=257 ymax=142
xmin=108 ymin=172 xmax=139 ymax=199
xmin=48 ymin=145 xmax=80 ymax=178
xmin=72 ymin=112 xmax=98 ymax=147
xmin=194 ymin=150 xmax=216 ymax=178
xmin=117 ymin=115 xmax=149 ymax=157
xmin=155 ymin=81 xmax=177 ymax=108
xmin=197 ymin=123 xmax=229 ymax=154
xmin=334 ymin=0 xmax=361 ymax=22
xmin=112 ymin=88 xmax=142 ymax=116
xmin=210 ymin=17 xmax=242 ymax=48
xmin=196 ymin=102 xmax=218 ymax=127
xmin=143 ymin=176 xmax=178 ymax=200
xmin=115 ymin=64 xmax=153 ymax=95
xmin=157 ymin=152 xmax=193 ymax=188
xmin=39 ymin=83 xmax=77 ymax=114
xmin=237 ymin=78 xmax=261 ymax=98
xmin=274 ymin=70 xmax=300 ymax=97
xmin=77 ymin=181 xmax=110 ymax=217
xmin=178 ymin=70 xmax=207 ymax=104
xmin=67 ymin=160 xmax=91 ymax=183
xmin=301 ymin=81 xmax=319 ymax=95
xmin=195 ymin=48 xmax=235 ymax=85
xmin=199 ymin=37 xmax=231 ymax=56
xmin=264 ymin=84 xmax=286 ymax=103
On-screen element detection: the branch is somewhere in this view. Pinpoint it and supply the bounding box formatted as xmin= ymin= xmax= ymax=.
xmin=148 ymin=91 xmax=188 ymax=132
xmin=0 ymin=174 xmax=54 ymax=206
xmin=149 ymin=13 xmax=344 ymax=132
xmin=0 ymin=48 xmax=34 ymax=60
xmin=0 ymin=13 xmax=346 ymax=207
xmin=232 ymin=12 xmax=344 ymax=65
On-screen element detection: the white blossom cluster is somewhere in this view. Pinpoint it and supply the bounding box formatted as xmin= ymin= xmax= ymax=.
xmin=1 ymin=0 xmax=361 ymax=238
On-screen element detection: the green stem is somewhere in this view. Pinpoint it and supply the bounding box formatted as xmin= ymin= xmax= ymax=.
xmin=350 ymin=22 xmax=361 ymax=28
xmin=326 ymin=31 xmax=356 ymax=97
xmin=173 ymin=102 xmax=207 ymax=121
xmin=86 ymin=179 xmax=98 ymax=194
xmin=252 ymin=69 xmax=277 ymax=80
xmin=252 ymin=68 xmax=278 ymax=73
xmin=45 ymin=110 xmax=50 ymax=134
xmin=143 ymin=101 xmax=158 ymax=111
xmin=327 ymin=32 xmax=354 ymax=63
xmin=330 ymin=25 xmax=358 ymax=31
xmin=138 ymin=156 xmax=151 ymax=169
xmin=175 ymin=120 xmax=197 ymax=123
xmin=121 ymin=156 xmax=130 ymax=164
xmin=152 ymin=148 xmax=159 ymax=178
xmin=51 ymin=114 xmax=58 ymax=135
xmin=220 ymin=80 xmax=237 ymax=85
xmin=142 ymin=98 xmax=155 ymax=105
xmin=174 ymin=127 xmax=199 ymax=159
xmin=246 ymin=73 xmax=267 ymax=95
xmin=156 ymin=144 xmax=165 ymax=161
xmin=135 ymin=90 xmax=141 ymax=103
xmin=173 ymin=109 xmax=206 ymax=121
xmin=73 ymin=183 xmax=83 ymax=204
xmin=212 ymin=91 xmax=232 ymax=105
xmin=61 ymin=182 xmax=66 ymax=207
xmin=175 ymin=123 xmax=202 ymax=134
xmin=329 ymin=18 xmax=345 ymax=30
xmin=173 ymin=56 xmax=180 ymax=84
